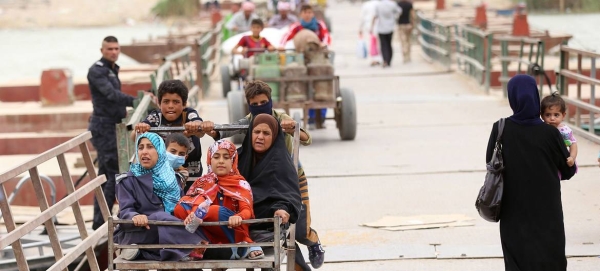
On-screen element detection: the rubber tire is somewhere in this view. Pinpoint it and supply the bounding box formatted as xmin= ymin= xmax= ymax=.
xmin=338 ymin=88 xmax=357 ymax=140
xmin=227 ymin=91 xmax=247 ymax=144
xmin=221 ymin=65 xmax=232 ymax=98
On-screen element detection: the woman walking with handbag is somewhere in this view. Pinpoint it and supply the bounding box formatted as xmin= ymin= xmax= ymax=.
xmin=486 ymin=75 xmax=576 ymax=271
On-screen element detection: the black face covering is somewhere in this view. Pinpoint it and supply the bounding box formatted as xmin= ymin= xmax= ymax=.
xmin=248 ymin=99 xmax=273 ymax=116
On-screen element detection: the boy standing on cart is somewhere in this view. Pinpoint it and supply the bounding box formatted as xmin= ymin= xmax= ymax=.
xmin=132 ymin=80 xmax=205 ymax=191
xmin=201 ymin=80 xmax=326 ymax=270
xmin=231 ymin=19 xmax=277 ymax=57
xmin=280 ymin=4 xmax=331 ymax=130
xmin=280 ymin=4 xmax=331 ymax=49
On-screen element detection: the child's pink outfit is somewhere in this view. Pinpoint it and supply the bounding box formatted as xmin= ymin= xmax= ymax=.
xmin=557 ymin=124 xmax=577 ymax=179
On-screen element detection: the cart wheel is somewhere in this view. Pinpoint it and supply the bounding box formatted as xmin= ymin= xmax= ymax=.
xmin=221 ymin=65 xmax=232 ymax=97
xmin=227 ymin=91 xmax=247 ymax=144
xmin=338 ymin=88 xmax=357 ymax=140
xmin=293 ymin=112 xmax=302 ymax=129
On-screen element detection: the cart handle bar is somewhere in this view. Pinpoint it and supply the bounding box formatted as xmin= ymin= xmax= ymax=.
xmin=147 ymin=124 xmax=249 ymax=132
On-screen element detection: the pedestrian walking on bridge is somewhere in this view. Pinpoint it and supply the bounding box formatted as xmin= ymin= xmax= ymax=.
xmin=371 ymin=0 xmax=401 ymax=67
xmin=486 ymin=75 xmax=576 ymax=271
xmin=396 ymin=0 xmax=414 ymax=63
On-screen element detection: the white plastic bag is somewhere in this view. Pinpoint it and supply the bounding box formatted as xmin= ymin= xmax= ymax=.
xmin=356 ymin=39 xmax=367 ymax=59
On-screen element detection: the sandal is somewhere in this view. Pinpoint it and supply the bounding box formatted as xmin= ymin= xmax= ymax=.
xmin=230 ymin=241 xmax=249 ymax=260
xmin=184 ymin=240 xmax=209 ymax=261
xmin=246 ymin=246 xmax=264 ymax=260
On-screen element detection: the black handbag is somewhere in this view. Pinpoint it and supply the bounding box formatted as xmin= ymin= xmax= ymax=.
xmin=476 ymin=118 xmax=505 ymax=222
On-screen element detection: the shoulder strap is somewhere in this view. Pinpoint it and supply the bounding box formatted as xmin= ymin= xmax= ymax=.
xmin=496 ymin=118 xmax=505 ymax=142
xmin=179 ymin=110 xmax=188 ymax=126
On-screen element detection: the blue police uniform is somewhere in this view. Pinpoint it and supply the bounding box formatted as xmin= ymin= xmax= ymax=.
xmin=88 ymin=57 xmax=135 ymax=230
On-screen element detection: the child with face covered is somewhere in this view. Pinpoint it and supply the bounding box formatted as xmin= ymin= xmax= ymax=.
xmin=165 ymin=133 xmax=191 ymax=191
xmin=114 ymin=132 xmax=208 ymax=262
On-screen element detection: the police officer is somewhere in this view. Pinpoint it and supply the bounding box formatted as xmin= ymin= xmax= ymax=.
xmin=88 ymin=36 xmax=148 ymax=230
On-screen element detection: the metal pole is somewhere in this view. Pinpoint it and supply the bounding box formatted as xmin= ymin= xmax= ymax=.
xmin=485 ymin=33 xmax=493 ymax=94
xmin=501 ymin=40 xmax=509 ymax=97
xmin=146 ymin=124 xmax=249 ymax=132
xmin=590 ymin=57 xmax=596 ymax=134
xmin=195 ymin=38 xmax=204 ymax=97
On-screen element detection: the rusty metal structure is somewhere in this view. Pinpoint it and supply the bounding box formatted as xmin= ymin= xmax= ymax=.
xmin=0 ymin=132 xmax=110 ymax=271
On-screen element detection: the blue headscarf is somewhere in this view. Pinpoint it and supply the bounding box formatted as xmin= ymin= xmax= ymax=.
xmin=300 ymin=17 xmax=319 ymax=32
xmin=507 ymin=75 xmax=544 ymax=126
xmin=131 ymin=132 xmax=181 ymax=214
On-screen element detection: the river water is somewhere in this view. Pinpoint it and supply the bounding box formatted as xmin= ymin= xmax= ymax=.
xmin=529 ymin=13 xmax=600 ymax=52
xmin=0 ymin=13 xmax=599 ymax=84
xmin=0 ymin=23 xmax=170 ymax=84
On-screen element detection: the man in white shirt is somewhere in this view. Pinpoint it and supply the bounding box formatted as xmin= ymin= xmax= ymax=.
xmin=225 ymin=1 xmax=259 ymax=34
xmin=371 ymin=0 xmax=401 ymax=67
xmin=359 ymin=0 xmax=382 ymax=66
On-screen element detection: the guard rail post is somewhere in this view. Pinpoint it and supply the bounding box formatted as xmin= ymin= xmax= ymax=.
xmin=454 ymin=24 xmax=493 ymax=93
xmin=556 ymin=45 xmax=600 ymax=143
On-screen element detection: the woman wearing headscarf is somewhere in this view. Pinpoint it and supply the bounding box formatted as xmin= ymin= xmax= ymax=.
xmin=486 ymin=75 xmax=576 ymax=271
xmin=237 ymin=114 xmax=309 ymax=270
xmin=174 ymin=139 xmax=264 ymax=260
xmin=113 ymin=132 xmax=207 ymax=262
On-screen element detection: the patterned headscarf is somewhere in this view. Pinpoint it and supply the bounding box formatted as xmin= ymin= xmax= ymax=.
xmin=130 ymin=132 xmax=181 ymax=214
xmin=178 ymin=139 xmax=254 ymax=217
xmin=207 ymin=139 xmax=242 ymax=176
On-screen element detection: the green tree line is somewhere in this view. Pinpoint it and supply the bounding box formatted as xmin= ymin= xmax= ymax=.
xmin=517 ymin=0 xmax=600 ymax=12
xmin=152 ymin=0 xmax=199 ymax=18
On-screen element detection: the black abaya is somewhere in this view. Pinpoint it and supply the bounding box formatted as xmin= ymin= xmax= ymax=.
xmin=238 ymin=120 xmax=302 ymax=229
xmin=486 ymin=119 xmax=576 ymax=271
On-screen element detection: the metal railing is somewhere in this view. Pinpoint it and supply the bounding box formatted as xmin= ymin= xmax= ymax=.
xmin=150 ymin=46 xmax=200 ymax=108
xmin=416 ymin=12 xmax=453 ymax=70
xmin=197 ymin=21 xmax=224 ymax=97
xmin=454 ymin=24 xmax=493 ymax=93
xmin=0 ymin=132 xmax=110 ymax=271
xmin=556 ymin=45 xmax=600 ymax=144
xmin=497 ymin=36 xmax=545 ymax=97
xmin=0 ymin=174 xmax=57 ymax=223
xmin=117 ymin=93 xmax=157 ymax=173
xmin=116 ymin=21 xmax=225 ymax=172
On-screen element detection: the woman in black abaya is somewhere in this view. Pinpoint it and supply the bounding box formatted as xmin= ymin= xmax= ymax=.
xmin=486 ymin=75 xmax=576 ymax=271
xmin=237 ymin=114 xmax=309 ymax=270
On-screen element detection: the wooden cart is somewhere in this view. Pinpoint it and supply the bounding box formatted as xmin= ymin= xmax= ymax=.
xmin=108 ymin=124 xmax=302 ymax=271
xmin=227 ymin=70 xmax=357 ymax=141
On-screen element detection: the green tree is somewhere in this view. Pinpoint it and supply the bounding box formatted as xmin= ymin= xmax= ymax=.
xmin=152 ymin=0 xmax=199 ymax=18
